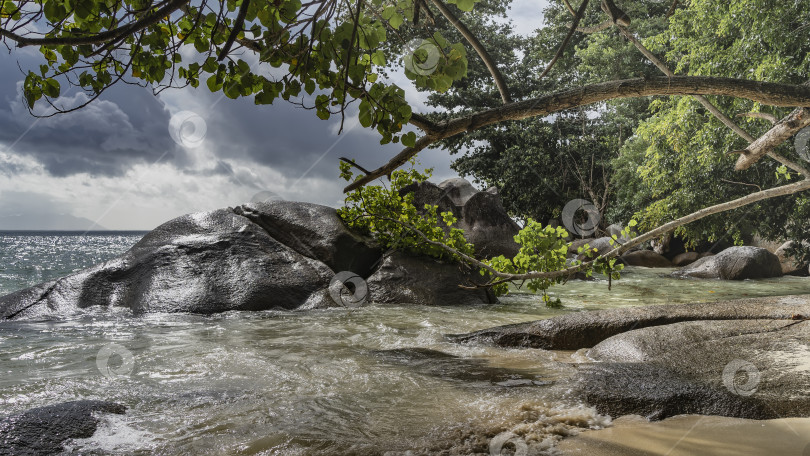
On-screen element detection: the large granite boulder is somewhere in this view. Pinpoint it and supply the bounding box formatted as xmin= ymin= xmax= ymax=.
xmin=234 ymin=201 xmax=381 ymax=277
xmin=401 ymin=179 xmax=520 ymax=259
xmin=0 ymin=400 xmax=126 ymax=456
xmin=619 ymin=250 xmax=672 ymax=268
xmin=449 ymin=294 xmax=810 ymax=349
xmin=0 ymin=208 xmax=339 ymax=319
xmin=672 ymin=246 xmax=782 ymax=280
xmin=578 ymin=319 xmax=810 ymax=419
xmin=367 ymin=251 xmax=497 ymax=306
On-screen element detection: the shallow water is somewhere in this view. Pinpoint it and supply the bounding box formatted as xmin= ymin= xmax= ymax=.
xmin=1 ymin=233 xmax=809 ymax=454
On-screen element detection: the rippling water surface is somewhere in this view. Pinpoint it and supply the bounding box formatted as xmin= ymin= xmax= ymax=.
xmin=1 ymin=232 xmax=809 ymax=454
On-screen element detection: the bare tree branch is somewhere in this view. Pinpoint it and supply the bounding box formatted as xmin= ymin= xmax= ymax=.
xmin=735 ymin=108 xmax=810 ymax=170
xmin=427 ymin=0 xmax=512 ymax=104
xmin=736 ymin=112 xmax=778 ymax=124
xmin=344 ymin=76 xmax=810 ymax=192
xmin=616 ymin=26 xmax=810 ymax=177
xmin=217 ymin=0 xmax=251 ymax=60
xmin=539 ymin=0 xmax=589 ymax=80
xmin=577 ymin=19 xmax=612 ymax=33
xmin=600 ymin=0 xmax=630 ymax=26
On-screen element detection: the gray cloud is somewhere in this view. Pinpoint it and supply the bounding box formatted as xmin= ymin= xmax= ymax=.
xmin=0 ymin=52 xmax=180 ymax=177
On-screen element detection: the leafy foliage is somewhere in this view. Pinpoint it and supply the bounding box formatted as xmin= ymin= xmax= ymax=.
xmin=612 ymin=0 xmax=810 ymax=251
xmin=6 ymin=0 xmax=476 ymax=144
xmin=338 ymin=161 xmax=624 ymax=304
xmin=338 ymin=160 xmax=476 ymax=261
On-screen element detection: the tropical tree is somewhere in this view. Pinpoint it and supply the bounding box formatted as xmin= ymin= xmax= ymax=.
xmin=2 ymin=0 xmax=810 ymax=291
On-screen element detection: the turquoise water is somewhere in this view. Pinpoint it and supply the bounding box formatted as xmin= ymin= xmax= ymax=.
xmin=0 ymin=233 xmax=809 ymax=454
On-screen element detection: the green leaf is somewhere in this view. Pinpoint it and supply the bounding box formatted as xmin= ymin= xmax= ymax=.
xmin=402 ymin=131 xmax=416 ymax=147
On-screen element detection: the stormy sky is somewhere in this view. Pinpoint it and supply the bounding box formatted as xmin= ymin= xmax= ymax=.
xmin=0 ymin=1 xmax=545 ymax=230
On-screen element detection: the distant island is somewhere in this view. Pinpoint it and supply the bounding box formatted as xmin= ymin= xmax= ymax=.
xmin=0 ymin=213 xmax=108 ymax=231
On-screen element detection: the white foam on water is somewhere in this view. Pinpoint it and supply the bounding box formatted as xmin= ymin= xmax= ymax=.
xmin=63 ymin=413 xmax=159 ymax=454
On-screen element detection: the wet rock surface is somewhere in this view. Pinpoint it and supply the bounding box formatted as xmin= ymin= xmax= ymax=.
xmin=449 ymin=294 xmax=810 ymax=350
xmin=453 ymin=294 xmax=810 ymax=421
xmin=579 ymin=319 xmax=810 ymax=419
xmin=366 ymin=251 xmax=497 ymax=306
xmin=0 ymin=400 xmax=126 ymax=456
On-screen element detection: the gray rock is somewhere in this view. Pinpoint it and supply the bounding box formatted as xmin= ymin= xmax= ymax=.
xmin=438 ymin=177 xmax=478 ymax=207
xmin=620 ymin=250 xmax=672 ymax=268
xmin=672 ymin=251 xmax=700 ymax=267
xmin=459 ymin=191 xmax=521 ymax=259
xmin=574 ymin=362 xmax=777 ymax=421
xmin=398 ymin=180 xmax=459 ymax=218
xmin=567 ymin=238 xmax=594 ymax=257
xmin=234 ymin=201 xmax=381 ymax=277
xmin=580 ymin=319 xmax=810 ymax=419
xmin=774 ymin=241 xmax=809 ymax=276
xmin=448 ymin=294 xmax=810 ymax=349
xmin=673 ymin=246 xmax=782 ymax=280
xmin=401 ymin=179 xmax=520 ymax=259
xmin=576 ymin=237 xmax=615 ymax=260
xmin=367 ymin=251 xmax=497 ymax=306
xmin=0 ymin=400 xmax=126 ymax=456
xmin=1 ymin=208 xmax=338 ymax=319
xmin=606 ymin=223 xmax=623 ymax=239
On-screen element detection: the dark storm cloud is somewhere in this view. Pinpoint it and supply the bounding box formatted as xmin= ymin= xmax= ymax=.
xmin=0 ymin=49 xmax=455 ymax=189
xmin=0 ymin=51 xmax=180 ymax=177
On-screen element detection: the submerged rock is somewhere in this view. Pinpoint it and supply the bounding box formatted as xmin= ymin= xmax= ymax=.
xmin=673 ymin=246 xmax=782 ymax=280
xmin=449 ymin=294 xmax=810 ymax=350
xmin=579 ymin=319 xmax=810 ymax=419
xmin=0 ymin=400 xmax=126 ymax=456
xmin=367 ymin=251 xmax=497 ymax=306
